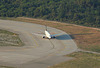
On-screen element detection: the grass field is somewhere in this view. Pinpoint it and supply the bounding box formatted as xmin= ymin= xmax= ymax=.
xmin=0 ymin=29 xmax=23 ymax=46
xmin=50 ymin=52 xmax=100 ymax=68
xmin=1 ymin=17 xmax=100 ymax=52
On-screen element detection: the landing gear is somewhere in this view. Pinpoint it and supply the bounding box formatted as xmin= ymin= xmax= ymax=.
xmin=51 ymin=36 xmax=56 ymax=38
xmin=53 ymin=36 xmax=56 ymax=38
xmin=43 ymin=36 xmax=45 ymax=38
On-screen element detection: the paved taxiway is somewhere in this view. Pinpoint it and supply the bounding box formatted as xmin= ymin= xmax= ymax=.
xmin=0 ymin=19 xmax=78 ymax=68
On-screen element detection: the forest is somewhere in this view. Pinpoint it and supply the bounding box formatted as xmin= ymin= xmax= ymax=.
xmin=0 ymin=0 xmax=100 ymax=27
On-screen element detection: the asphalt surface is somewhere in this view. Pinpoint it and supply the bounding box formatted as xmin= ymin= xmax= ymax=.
xmin=0 ymin=19 xmax=78 ymax=68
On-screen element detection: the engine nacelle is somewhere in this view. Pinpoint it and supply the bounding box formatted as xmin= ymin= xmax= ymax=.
xmin=43 ymin=36 xmax=45 ymax=38
xmin=51 ymin=36 xmax=56 ymax=38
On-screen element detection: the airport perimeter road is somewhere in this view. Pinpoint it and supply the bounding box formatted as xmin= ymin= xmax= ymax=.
xmin=0 ymin=19 xmax=78 ymax=68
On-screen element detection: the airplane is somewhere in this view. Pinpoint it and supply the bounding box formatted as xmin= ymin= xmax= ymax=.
xmin=32 ymin=26 xmax=62 ymax=39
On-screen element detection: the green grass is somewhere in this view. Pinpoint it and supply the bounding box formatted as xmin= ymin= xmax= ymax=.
xmin=0 ymin=17 xmax=15 ymax=20
xmin=50 ymin=52 xmax=100 ymax=68
xmin=0 ymin=29 xmax=24 ymax=46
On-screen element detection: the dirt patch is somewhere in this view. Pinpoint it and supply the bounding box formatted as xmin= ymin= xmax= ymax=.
xmin=0 ymin=29 xmax=23 ymax=46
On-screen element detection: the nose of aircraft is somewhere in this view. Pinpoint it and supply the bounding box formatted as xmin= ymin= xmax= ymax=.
xmin=48 ymin=36 xmax=51 ymax=39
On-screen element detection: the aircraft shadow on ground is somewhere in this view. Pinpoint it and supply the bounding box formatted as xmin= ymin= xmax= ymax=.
xmin=56 ymin=34 xmax=71 ymax=40
xmin=56 ymin=33 xmax=94 ymax=40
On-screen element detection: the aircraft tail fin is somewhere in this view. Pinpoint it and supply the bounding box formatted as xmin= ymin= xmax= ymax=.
xmin=45 ymin=25 xmax=47 ymax=31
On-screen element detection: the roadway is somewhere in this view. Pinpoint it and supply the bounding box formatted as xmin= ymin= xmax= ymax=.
xmin=0 ymin=19 xmax=78 ymax=68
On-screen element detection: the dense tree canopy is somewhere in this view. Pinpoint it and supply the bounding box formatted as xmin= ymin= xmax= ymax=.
xmin=0 ymin=0 xmax=100 ymax=27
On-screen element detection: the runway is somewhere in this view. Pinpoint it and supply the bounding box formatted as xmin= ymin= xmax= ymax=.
xmin=0 ymin=19 xmax=78 ymax=68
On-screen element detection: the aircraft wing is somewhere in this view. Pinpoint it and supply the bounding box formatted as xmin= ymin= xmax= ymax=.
xmin=51 ymin=33 xmax=62 ymax=37
xmin=32 ymin=33 xmax=45 ymax=36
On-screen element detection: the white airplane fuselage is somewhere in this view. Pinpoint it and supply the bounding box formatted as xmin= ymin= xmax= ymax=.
xmin=33 ymin=26 xmax=59 ymax=39
xmin=45 ymin=30 xmax=51 ymax=39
